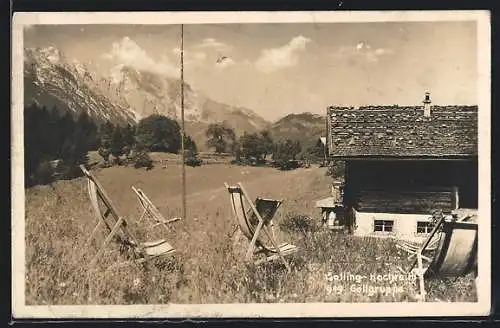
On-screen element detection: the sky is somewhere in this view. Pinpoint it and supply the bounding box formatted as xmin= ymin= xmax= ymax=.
xmin=24 ymin=21 xmax=478 ymax=121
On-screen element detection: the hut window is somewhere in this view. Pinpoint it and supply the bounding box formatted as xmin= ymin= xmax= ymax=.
xmin=416 ymin=221 xmax=434 ymax=234
xmin=373 ymin=220 xmax=393 ymax=232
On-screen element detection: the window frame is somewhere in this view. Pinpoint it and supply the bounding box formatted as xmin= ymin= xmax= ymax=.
xmin=373 ymin=219 xmax=394 ymax=232
xmin=416 ymin=221 xmax=435 ymax=234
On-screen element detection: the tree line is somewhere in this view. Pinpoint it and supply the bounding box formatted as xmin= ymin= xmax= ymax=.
xmin=204 ymin=122 xmax=327 ymax=170
xmin=24 ymin=103 xmax=329 ymax=187
xmin=24 ymin=103 xmax=99 ymax=186
xmin=24 ymin=104 xmax=197 ymax=187
xmin=96 ymin=114 xmax=197 ymax=168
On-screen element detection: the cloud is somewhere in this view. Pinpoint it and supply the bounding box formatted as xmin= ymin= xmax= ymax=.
xmin=109 ymin=64 xmax=126 ymax=84
xmin=374 ymin=48 xmax=391 ymax=56
xmin=197 ymin=38 xmax=232 ymax=52
xmin=255 ymin=35 xmax=311 ymax=73
xmin=173 ymin=46 xmax=237 ymax=70
xmin=356 ymin=42 xmax=371 ymax=50
xmin=193 ymin=52 xmax=207 ymax=62
xmin=103 ymin=36 xmax=178 ymax=77
xmin=171 ymin=47 xmax=207 ymax=66
xmin=335 ymin=42 xmax=393 ymax=63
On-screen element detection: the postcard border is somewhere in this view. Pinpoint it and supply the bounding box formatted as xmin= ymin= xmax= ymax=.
xmin=11 ymin=10 xmax=492 ymax=318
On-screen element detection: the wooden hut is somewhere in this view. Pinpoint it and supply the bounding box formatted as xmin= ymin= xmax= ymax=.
xmin=325 ymin=93 xmax=478 ymax=241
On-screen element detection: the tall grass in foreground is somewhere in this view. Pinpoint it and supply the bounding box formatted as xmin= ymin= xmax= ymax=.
xmin=24 ymin=165 xmax=477 ymax=305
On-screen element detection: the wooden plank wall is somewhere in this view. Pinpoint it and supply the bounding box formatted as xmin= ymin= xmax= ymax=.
xmin=342 ymin=159 xmax=477 ymax=211
xmin=355 ymin=188 xmax=456 ymax=214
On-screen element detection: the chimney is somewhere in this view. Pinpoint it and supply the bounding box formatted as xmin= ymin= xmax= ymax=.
xmin=423 ymin=91 xmax=432 ymax=117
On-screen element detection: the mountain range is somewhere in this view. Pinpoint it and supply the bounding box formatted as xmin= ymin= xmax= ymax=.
xmin=24 ymin=46 xmax=326 ymax=151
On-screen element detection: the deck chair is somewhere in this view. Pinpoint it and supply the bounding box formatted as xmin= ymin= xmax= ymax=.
xmin=396 ymin=210 xmax=446 ymax=261
xmin=132 ymin=186 xmax=181 ymax=228
xmin=408 ymin=214 xmax=478 ymax=301
xmin=81 ymin=165 xmax=176 ymax=268
xmin=396 ymin=238 xmax=440 ymax=261
xmin=224 ymin=182 xmax=298 ymax=272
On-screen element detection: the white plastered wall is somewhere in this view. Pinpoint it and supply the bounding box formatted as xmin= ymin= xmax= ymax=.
xmin=353 ymin=209 xmax=432 ymax=242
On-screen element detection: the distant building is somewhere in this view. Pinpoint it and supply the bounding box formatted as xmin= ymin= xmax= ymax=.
xmin=325 ymin=93 xmax=478 ymax=241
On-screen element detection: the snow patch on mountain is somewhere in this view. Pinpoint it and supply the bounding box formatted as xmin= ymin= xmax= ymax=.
xmin=24 ymin=46 xmax=270 ymax=135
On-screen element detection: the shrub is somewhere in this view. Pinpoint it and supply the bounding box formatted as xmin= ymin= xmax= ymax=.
xmin=276 ymin=159 xmax=301 ymax=171
xmin=255 ymin=157 xmax=267 ymax=166
xmin=133 ymin=152 xmax=153 ymax=170
xmin=325 ymin=160 xmax=346 ymax=178
xmin=34 ymin=161 xmax=56 ymax=185
xmin=185 ymin=157 xmax=202 ymax=167
xmin=239 ymin=131 xmax=273 ymax=164
xmin=205 ymin=123 xmax=236 ymax=154
xmin=99 ymin=161 xmax=113 ymax=169
xmin=279 ymin=213 xmax=318 ymax=233
xmin=57 ymin=160 xmax=85 ymax=180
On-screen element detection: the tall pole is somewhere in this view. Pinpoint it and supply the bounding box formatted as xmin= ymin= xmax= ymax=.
xmin=180 ymin=24 xmax=186 ymax=220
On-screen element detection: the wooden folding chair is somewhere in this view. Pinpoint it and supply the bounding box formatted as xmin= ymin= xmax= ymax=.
xmin=396 ymin=238 xmax=440 ymax=262
xmin=131 ymin=186 xmax=181 ymax=228
xmin=407 ymin=214 xmax=478 ymax=301
xmin=224 ymin=182 xmax=298 ymax=272
xmin=396 ymin=210 xmax=446 ymax=261
xmin=80 ymin=165 xmax=176 ymax=268
xmin=396 ymin=227 xmax=442 ymax=262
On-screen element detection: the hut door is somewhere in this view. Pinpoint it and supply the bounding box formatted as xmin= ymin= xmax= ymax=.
xmin=324 ymin=207 xmax=348 ymax=231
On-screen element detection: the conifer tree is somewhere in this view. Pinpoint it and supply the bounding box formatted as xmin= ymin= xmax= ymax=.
xmin=98 ymin=121 xmax=114 ymax=164
xmin=110 ymin=125 xmax=125 ymax=164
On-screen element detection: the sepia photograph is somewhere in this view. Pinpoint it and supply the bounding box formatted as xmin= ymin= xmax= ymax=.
xmin=11 ymin=11 xmax=491 ymax=318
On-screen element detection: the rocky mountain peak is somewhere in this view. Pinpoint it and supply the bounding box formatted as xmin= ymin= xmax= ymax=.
xmin=25 ymin=46 xmax=65 ymax=65
xmin=24 ymin=45 xmax=272 ymax=149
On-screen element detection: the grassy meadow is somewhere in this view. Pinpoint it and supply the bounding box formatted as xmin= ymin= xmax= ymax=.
xmin=24 ymin=153 xmax=477 ymax=305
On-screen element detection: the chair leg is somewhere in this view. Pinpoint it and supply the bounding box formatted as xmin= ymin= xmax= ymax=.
xmin=143 ymin=203 xmax=157 ymax=224
xmin=86 ymin=269 xmax=95 ymax=303
xmin=270 ymin=221 xmax=276 ymax=241
xmin=147 ymin=207 xmax=159 ymax=223
xmin=259 ymin=224 xmax=291 ymax=272
xmin=86 ymin=208 xmax=112 ymax=247
xmin=138 ymin=207 xmax=147 ymax=222
xmin=85 ymin=220 xmax=102 ymax=248
xmin=246 ymin=219 xmax=265 ymax=261
xmin=475 ymin=274 xmax=480 ymax=301
xmin=90 ymin=217 xmax=125 ymax=268
xmin=417 ymin=253 xmax=426 ymax=302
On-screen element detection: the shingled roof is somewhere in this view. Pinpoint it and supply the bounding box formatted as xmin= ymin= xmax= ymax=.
xmin=327 ymin=105 xmax=478 ymax=159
